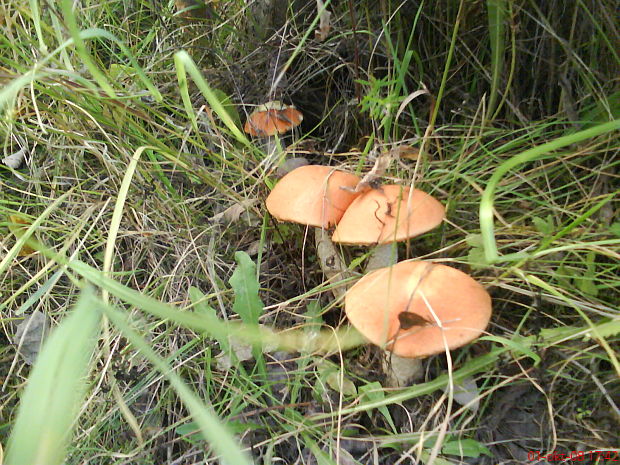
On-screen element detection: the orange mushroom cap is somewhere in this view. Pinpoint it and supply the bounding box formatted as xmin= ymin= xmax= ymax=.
xmin=345 ymin=260 xmax=492 ymax=358
xmin=332 ymin=185 xmax=445 ymax=245
xmin=244 ymin=101 xmax=303 ymax=137
xmin=266 ymin=165 xmax=361 ymax=228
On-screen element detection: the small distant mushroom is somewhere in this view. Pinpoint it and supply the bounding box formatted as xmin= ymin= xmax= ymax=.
xmin=345 ymin=260 xmax=492 ymax=386
xmin=244 ymin=101 xmax=303 ymax=163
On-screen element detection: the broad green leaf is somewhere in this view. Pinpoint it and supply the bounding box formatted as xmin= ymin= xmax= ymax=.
xmin=575 ymin=274 xmax=598 ymax=296
xmin=583 ymin=319 xmax=620 ymax=340
xmin=175 ymin=422 xmax=203 ymax=445
xmin=359 ymin=382 xmax=396 ymax=432
xmin=5 ymin=288 xmax=101 ymax=465
xmin=465 ymin=233 xmax=483 ymax=247
xmin=442 ymin=438 xmax=492 ymax=458
xmin=188 ymin=286 xmax=229 ymax=353
xmin=317 ymin=360 xmax=357 ymax=397
xmin=303 ymin=434 xmax=338 ymax=465
xmin=325 ymin=370 xmax=357 ymax=397
xmin=532 ymin=215 xmax=554 ymax=236
xmin=229 ymin=251 xmax=264 ymax=326
xmin=229 ymin=251 xmax=266 ymax=367
xmin=466 ymin=246 xmax=487 ymax=270
xmin=575 ymin=251 xmax=599 ymax=297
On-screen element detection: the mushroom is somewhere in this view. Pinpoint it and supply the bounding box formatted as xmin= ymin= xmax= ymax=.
xmin=266 ymin=164 xmax=362 ymax=299
xmin=333 ymin=185 xmax=446 ymax=384
xmin=332 ymin=184 xmax=445 ymax=272
xmin=244 ymin=101 xmax=303 ymax=165
xmin=266 ymin=164 xmax=360 ymax=228
xmin=332 ymin=185 xmax=445 ymax=245
xmin=344 ymin=260 xmax=492 ymax=386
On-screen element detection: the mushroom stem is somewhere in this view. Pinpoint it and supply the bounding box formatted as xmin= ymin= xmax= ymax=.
xmin=384 ymin=353 xmax=423 ymax=387
xmin=366 ymin=244 xmax=424 ymax=386
xmin=315 ymin=228 xmax=354 ymax=301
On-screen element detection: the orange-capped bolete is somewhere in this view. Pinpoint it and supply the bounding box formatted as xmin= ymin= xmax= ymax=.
xmin=345 ymin=260 xmax=491 ymax=358
xmin=266 ymin=165 xmax=361 ymax=229
xmin=244 ymin=101 xmax=303 ymax=137
xmin=332 ymin=185 xmax=445 ymax=245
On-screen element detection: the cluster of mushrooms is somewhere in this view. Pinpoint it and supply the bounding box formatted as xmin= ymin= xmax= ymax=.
xmin=246 ymin=102 xmax=492 ymax=386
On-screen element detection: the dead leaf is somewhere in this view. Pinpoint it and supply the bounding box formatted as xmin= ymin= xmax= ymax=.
xmin=215 ymin=338 xmax=253 ymax=371
xmin=245 ymin=240 xmax=265 ymax=257
xmin=315 ymin=0 xmax=331 ymax=41
xmin=341 ymin=149 xmax=395 ymax=194
xmin=210 ymin=199 xmax=258 ymax=225
xmin=214 ymin=330 xmax=277 ymax=371
xmin=442 ymin=375 xmax=481 ymax=412
xmin=8 ymin=215 xmax=37 ymax=256
xmin=13 ymin=310 xmax=50 ymax=365
xmin=383 ymin=353 xmax=423 ymax=387
xmin=366 ymin=243 xmax=398 ymax=271
xmin=1 ymin=147 xmax=27 ymax=169
xmin=395 ymin=87 xmax=430 ymax=123
xmin=388 ymin=144 xmax=419 ymax=161
xmin=175 ymin=0 xmax=213 ymax=20
xmin=275 ymin=156 xmax=309 ymax=178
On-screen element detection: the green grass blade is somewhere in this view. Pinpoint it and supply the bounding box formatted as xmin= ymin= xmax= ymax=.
xmin=0 ymin=189 xmax=75 ymax=277
xmin=314 ymin=321 xmax=599 ymax=419
xmin=103 ymin=146 xmax=148 ymax=283
xmin=486 ymin=0 xmax=507 ymax=121
xmin=66 ymin=259 xmax=366 ymax=353
xmin=4 ymin=288 xmax=102 ymax=465
xmin=0 ymin=27 xmax=161 ymax=115
xmin=427 ymin=0 xmax=465 ymax=134
xmin=102 ymin=302 xmax=253 ymax=465
xmin=60 ymin=0 xmax=115 ymax=97
xmin=480 ymin=119 xmax=620 ymax=263
xmin=174 ymin=51 xmax=251 ymax=146
xmin=14 ymin=269 xmax=64 ymax=316
xmin=28 ymin=0 xmax=47 ymax=53
xmin=517 ymin=271 xmax=620 ymax=377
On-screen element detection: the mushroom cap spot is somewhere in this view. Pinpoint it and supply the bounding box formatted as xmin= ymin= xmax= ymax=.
xmin=266 ymin=165 xmax=361 ymax=228
xmin=332 ymin=185 xmax=445 ymax=245
xmin=244 ymin=102 xmax=303 ymax=137
xmin=344 ymin=260 xmax=492 ymax=358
